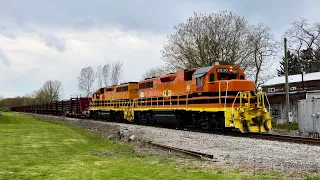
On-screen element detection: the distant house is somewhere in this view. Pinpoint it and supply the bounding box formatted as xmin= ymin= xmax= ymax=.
xmin=261 ymin=72 xmax=320 ymax=124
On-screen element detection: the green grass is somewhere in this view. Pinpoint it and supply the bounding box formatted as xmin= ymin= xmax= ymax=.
xmin=272 ymin=122 xmax=299 ymax=131
xmin=0 ymin=113 xmax=279 ymax=180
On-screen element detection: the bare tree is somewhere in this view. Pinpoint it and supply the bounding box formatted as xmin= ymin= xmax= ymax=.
xmin=110 ymin=61 xmax=123 ymax=85
xmin=285 ymin=18 xmax=320 ymax=72
xmin=285 ymin=18 xmax=320 ymax=51
xmin=35 ymin=80 xmax=62 ymax=103
xmin=161 ymin=11 xmax=255 ymax=72
xmin=102 ymin=63 xmax=111 ymax=87
xmin=142 ymin=66 xmax=168 ymax=79
xmin=95 ymin=65 xmax=103 ymax=88
xmin=78 ymin=66 xmax=95 ymax=97
xmin=246 ymin=23 xmax=278 ymax=86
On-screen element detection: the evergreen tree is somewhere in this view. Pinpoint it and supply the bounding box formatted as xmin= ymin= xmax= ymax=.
xmin=301 ymin=48 xmax=320 ymax=73
xmin=277 ymin=51 xmax=301 ymax=76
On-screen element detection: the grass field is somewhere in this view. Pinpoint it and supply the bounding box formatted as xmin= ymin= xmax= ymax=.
xmin=0 ymin=112 xmax=279 ymax=180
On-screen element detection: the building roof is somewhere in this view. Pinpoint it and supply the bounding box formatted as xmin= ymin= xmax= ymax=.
xmin=262 ymin=72 xmax=320 ymax=86
xmin=193 ymin=65 xmax=213 ymax=78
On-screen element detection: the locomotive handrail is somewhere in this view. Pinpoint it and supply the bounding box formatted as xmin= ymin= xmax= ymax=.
xmin=265 ymin=93 xmax=271 ymax=112
xmin=224 ymin=81 xmax=229 ymax=111
xmin=231 ymin=91 xmax=241 ymax=115
xmin=219 ymin=81 xmax=221 ymax=104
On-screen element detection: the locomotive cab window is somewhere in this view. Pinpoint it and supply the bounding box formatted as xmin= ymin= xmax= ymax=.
xmin=218 ymin=74 xmax=237 ymax=80
xmin=229 ymin=74 xmax=237 ymax=80
xmin=196 ymin=76 xmax=204 ymax=86
xmin=218 ymin=74 xmax=226 ymax=80
xmin=209 ymin=73 xmax=215 ymax=83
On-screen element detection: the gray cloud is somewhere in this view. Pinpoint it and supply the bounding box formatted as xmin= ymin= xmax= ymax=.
xmin=38 ymin=33 xmax=67 ymax=52
xmin=75 ymin=19 xmax=96 ymax=31
xmin=0 ymin=0 xmax=316 ymax=34
xmin=0 ymin=49 xmax=11 ymax=66
xmin=0 ymin=26 xmax=16 ymax=39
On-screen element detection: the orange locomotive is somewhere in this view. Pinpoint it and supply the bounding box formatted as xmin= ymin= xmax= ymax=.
xmin=90 ymin=64 xmax=272 ymax=133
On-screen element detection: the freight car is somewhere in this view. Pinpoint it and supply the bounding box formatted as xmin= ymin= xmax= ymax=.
xmin=90 ymin=64 xmax=272 ymax=133
xmin=12 ymin=97 xmax=91 ymax=117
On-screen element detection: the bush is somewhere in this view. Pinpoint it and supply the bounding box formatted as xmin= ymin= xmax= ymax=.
xmin=0 ymin=107 xmax=11 ymax=112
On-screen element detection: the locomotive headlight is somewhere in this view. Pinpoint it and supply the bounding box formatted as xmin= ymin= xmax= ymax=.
xmin=229 ymin=66 xmax=233 ymax=72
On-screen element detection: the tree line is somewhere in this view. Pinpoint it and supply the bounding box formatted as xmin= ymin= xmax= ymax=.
xmin=144 ymin=11 xmax=320 ymax=86
xmin=0 ymin=59 xmax=124 ymax=109
xmin=0 ymin=80 xmax=63 ymax=109
xmin=77 ymin=60 xmax=123 ymax=97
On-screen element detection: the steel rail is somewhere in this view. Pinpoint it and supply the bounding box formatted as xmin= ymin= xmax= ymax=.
xmin=146 ymin=141 xmax=216 ymax=160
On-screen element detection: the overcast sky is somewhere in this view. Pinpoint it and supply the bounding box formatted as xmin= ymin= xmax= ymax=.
xmin=1 ymin=0 xmax=320 ymax=98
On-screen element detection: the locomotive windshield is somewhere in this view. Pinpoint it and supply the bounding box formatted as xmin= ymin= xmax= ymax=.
xmin=218 ymin=74 xmax=237 ymax=80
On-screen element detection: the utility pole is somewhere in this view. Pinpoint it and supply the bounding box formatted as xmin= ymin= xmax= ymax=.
xmin=284 ymin=38 xmax=290 ymax=132
xmin=298 ymin=51 xmax=305 ymax=90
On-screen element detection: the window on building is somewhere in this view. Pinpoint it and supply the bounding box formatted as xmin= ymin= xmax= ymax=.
xmin=271 ymin=109 xmax=279 ymax=116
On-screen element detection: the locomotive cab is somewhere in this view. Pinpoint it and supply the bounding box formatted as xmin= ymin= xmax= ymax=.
xmin=193 ymin=65 xmax=255 ymax=94
xmin=192 ymin=64 xmax=271 ymax=132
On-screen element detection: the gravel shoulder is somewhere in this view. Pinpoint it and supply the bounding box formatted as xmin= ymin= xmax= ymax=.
xmin=31 ymin=114 xmax=320 ymax=178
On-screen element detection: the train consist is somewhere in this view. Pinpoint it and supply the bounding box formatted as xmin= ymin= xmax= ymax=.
xmin=12 ymin=64 xmax=272 ymax=133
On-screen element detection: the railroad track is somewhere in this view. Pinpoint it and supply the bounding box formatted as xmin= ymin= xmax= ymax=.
xmin=242 ymin=133 xmax=320 ymax=146
xmin=172 ymin=127 xmax=320 ymax=146
xmin=29 ymin=113 xmax=320 ymax=146
xmin=146 ymin=141 xmax=217 ymax=160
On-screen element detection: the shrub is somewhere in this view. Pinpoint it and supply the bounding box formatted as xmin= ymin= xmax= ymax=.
xmin=0 ymin=107 xmax=11 ymax=112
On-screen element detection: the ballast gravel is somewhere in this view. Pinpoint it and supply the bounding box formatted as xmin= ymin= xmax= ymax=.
xmin=32 ymin=114 xmax=320 ymax=175
xmin=123 ymin=123 xmax=320 ymax=173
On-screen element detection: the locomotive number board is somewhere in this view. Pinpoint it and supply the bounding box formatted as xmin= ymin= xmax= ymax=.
xmin=216 ymin=68 xmax=229 ymax=73
xmin=216 ymin=68 xmax=238 ymax=73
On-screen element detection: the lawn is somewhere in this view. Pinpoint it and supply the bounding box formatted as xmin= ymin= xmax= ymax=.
xmin=0 ymin=112 xmax=277 ymax=180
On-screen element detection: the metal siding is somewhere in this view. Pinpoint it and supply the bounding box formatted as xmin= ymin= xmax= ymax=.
xmin=307 ymin=92 xmax=320 ymax=99
xmin=298 ymin=99 xmax=320 ymax=133
xmin=315 ymin=99 xmax=320 ymax=133
xmin=298 ymin=99 xmax=313 ymax=133
xmin=298 ymin=100 xmax=305 ymax=132
xmin=306 ymin=99 xmax=315 ymax=133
